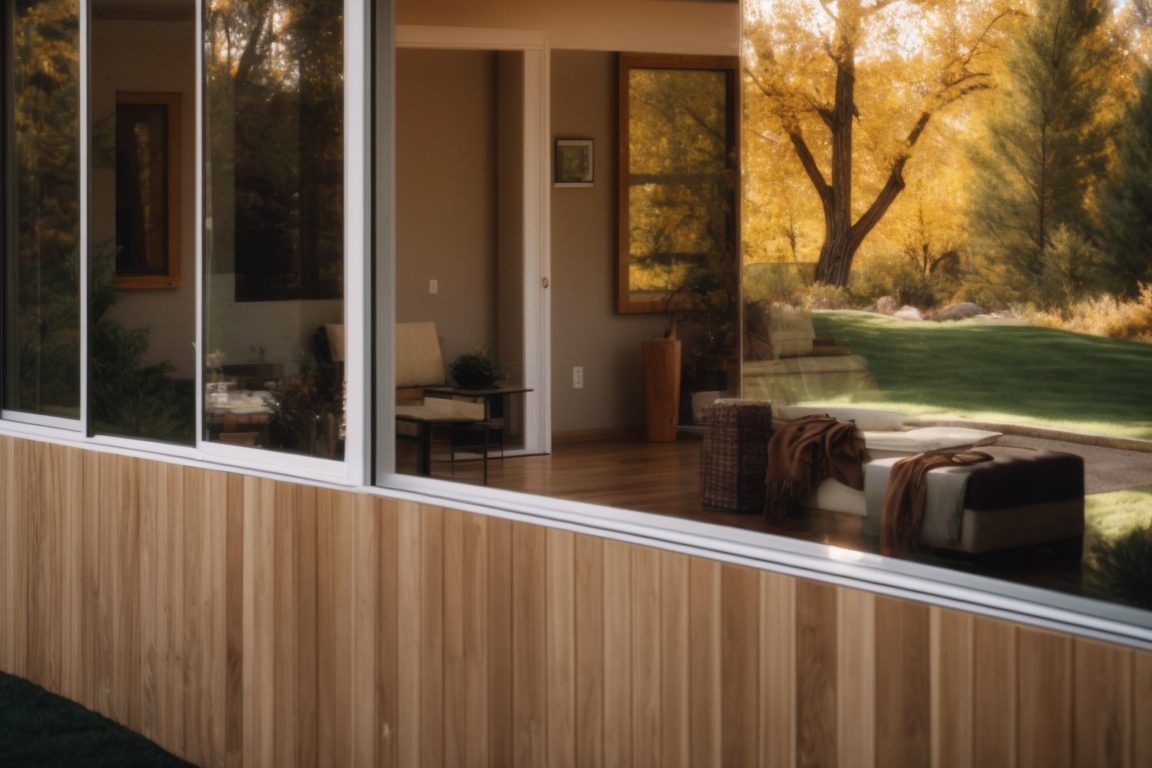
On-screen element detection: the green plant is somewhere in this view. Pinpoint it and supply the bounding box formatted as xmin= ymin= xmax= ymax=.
xmin=450 ymin=350 xmax=506 ymax=388
xmin=89 ymin=242 xmax=192 ymax=443
xmin=265 ymin=348 xmax=343 ymax=457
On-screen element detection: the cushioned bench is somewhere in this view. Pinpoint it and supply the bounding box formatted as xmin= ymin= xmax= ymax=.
xmin=863 ymin=446 xmax=1085 ymax=553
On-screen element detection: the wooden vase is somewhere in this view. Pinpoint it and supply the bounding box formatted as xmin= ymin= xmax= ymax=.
xmin=642 ymin=336 xmax=682 ymax=442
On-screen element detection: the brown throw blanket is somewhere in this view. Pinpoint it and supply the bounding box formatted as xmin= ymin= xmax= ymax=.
xmin=881 ymin=450 xmax=993 ymax=549
xmin=765 ymin=414 xmax=866 ymax=520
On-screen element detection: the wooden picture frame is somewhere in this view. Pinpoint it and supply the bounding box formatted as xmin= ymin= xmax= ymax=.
xmin=554 ymin=138 xmax=594 ymax=187
xmin=114 ymin=92 xmax=181 ymax=289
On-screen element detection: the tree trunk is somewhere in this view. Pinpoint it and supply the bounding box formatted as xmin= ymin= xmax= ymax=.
xmin=815 ymin=38 xmax=857 ymax=287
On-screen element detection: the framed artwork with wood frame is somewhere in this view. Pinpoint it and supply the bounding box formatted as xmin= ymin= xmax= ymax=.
xmin=114 ymin=92 xmax=181 ymax=289
xmin=554 ymin=138 xmax=594 ymax=187
xmin=617 ymin=54 xmax=739 ymax=315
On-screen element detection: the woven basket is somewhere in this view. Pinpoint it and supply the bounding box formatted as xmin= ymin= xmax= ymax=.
xmin=700 ymin=400 xmax=773 ymax=512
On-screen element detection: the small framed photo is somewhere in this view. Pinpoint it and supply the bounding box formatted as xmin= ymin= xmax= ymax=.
xmin=554 ymin=138 xmax=594 ymax=187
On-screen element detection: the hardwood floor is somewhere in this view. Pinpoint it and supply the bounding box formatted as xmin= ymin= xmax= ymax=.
xmin=398 ymin=434 xmax=1092 ymax=602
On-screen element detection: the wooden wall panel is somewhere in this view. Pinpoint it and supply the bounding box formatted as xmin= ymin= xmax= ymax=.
xmin=930 ymin=608 xmax=973 ymax=767
xmin=796 ymin=579 xmax=838 ymax=768
xmin=874 ymin=597 xmax=931 ymax=768
xmin=2 ymin=435 xmax=1152 ymax=768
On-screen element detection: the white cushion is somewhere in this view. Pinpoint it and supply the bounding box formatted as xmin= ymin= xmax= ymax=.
xmin=396 ymin=397 xmax=483 ymax=420
xmin=862 ymin=426 xmax=1001 ymax=454
xmin=776 ymin=404 xmax=906 ymax=432
xmin=802 ymin=478 xmax=866 ymax=516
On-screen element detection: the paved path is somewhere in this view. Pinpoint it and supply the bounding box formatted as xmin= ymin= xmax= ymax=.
xmin=997 ymin=434 xmax=1152 ymax=495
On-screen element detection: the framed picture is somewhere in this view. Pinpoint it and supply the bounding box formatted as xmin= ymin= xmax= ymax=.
xmin=554 ymin=138 xmax=594 ymax=187
xmin=114 ymin=92 xmax=182 ymax=289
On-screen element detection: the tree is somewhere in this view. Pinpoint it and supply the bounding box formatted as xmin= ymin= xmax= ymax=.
xmin=968 ymin=0 xmax=1119 ymax=306
xmin=1097 ymin=67 xmax=1152 ymax=295
xmin=745 ymin=0 xmax=1014 ymax=287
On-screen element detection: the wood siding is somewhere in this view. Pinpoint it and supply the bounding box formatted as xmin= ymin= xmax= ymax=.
xmin=1 ymin=435 xmax=1150 ymax=767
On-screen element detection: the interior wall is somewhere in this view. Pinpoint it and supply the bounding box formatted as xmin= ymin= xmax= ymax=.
xmin=90 ymin=19 xmax=196 ymax=378
xmin=551 ymin=51 xmax=665 ymax=435
xmin=2 ymin=435 xmax=1149 ymax=767
xmin=397 ymin=0 xmax=739 ymax=56
xmin=396 ymin=49 xmax=498 ymax=367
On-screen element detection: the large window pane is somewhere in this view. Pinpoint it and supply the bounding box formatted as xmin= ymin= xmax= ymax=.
xmin=203 ymin=0 xmax=345 ymax=459
xmin=88 ymin=2 xmax=196 ymax=445
xmin=3 ymin=0 xmax=81 ymax=419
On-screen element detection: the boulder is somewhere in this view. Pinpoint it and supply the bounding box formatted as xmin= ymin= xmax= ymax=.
xmin=893 ymin=305 xmax=924 ymax=321
xmin=935 ymin=301 xmax=985 ymax=321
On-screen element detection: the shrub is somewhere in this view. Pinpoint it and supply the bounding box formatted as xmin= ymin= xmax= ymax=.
xmin=1029 ymin=283 xmax=1152 ymax=341
xmin=1086 ymin=523 xmax=1152 ymax=609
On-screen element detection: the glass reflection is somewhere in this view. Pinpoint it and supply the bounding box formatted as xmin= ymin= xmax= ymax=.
xmin=4 ymin=0 xmax=81 ymax=418
xmin=203 ymin=0 xmax=345 ymax=458
xmin=621 ymin=63 xmax=737 ymax=315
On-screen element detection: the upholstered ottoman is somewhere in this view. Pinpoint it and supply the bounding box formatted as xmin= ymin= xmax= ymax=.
xmin=863 ymin=446 xmax=1085 ymax=553
xmin=700 ymin=400 xmax=773 ymax=512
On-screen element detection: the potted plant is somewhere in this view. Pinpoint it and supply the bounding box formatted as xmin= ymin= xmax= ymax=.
xmin=450 ymin=350 xmax=506 ymax=389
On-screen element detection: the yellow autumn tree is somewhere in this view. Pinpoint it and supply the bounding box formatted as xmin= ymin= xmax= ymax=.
xmin=744 ymin=0 xmax=1019 ymax=287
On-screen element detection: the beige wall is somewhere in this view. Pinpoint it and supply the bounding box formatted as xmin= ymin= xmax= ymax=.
xmin=91 ymin=19 xmax=196 ymax=378
xmin=551 ymin=51 xmax=666 ymax=434
xmin=397 ymin=0 xmax=740 ymax=56
xmin=396 ymin=49 xmax=499 ymax=367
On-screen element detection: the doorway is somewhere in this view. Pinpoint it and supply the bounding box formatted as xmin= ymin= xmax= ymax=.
xmin=394 ymin=27 xmax=550 ymax=470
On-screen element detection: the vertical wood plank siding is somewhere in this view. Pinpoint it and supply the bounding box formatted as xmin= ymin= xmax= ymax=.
xmin=1 ymin=436 xmax=1150 ymax=767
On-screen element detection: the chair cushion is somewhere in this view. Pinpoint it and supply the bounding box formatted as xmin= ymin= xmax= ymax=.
xmin=396 ymin=321 xmax=446 ymax=388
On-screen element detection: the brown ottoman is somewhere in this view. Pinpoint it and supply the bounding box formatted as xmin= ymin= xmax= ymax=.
xmin=864 ymin=446 xmax=1085 ymax=553
xmin=700 ymin=400 xmax=773 ymax=512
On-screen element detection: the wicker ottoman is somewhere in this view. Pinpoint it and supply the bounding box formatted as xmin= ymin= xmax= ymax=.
xmin=700 ymin=400 xmax=774 ymax=512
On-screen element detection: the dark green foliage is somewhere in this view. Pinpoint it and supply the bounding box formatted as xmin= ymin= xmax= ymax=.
xmin=265 ymin=328 xmax=343 ymax=457
xmin=1098 ymin=67 xmax=1152 ymax=297
xmin=0 ymin=672 xmax=194 ymax=767
xmin=1087 ymin=524 xmax=1152 ymax=609
xmin=88 ymin=246 xmax=192 ymax=444
xmin=968 ymin=0 xmax=1116 ymax=307
xmin=10 ymin=0 xmax=82 ymax=414
xmin=450 ymin=351 xmax=506 ymax=389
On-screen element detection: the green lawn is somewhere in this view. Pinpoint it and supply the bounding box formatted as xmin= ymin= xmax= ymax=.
xmin=811 ymin=311 xmax=1152 ymax=440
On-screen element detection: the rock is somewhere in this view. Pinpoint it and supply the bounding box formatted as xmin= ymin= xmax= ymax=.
xmin=893 ymin=305 xmax=923 ymax=321
xmin=935 ymin=301 xmax=985 ymax=321
xmin=876 ymin=296 xmax=897 ymax=314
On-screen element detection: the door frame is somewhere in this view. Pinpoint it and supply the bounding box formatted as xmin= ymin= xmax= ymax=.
xmin=394 ymin=25 xmax=552 ymax=456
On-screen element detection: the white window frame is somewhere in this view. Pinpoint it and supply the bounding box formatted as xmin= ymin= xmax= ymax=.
xmin=1 ymin=0 xmax=370 ymax=486
xmin=192 ymin=0 xmax=371 ymax=486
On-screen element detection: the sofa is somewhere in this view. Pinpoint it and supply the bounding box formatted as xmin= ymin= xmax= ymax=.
xmin=742 ymin=302 xmax=877 ymax=404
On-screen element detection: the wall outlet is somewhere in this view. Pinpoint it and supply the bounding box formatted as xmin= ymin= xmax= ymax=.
xmin=428 ymin=278 xmax=439 ymax=294
xmin=572 ymin=366 xmax=584 ymax=389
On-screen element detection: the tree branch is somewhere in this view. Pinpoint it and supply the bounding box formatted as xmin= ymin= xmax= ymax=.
xmin=786 ymin=126 xmax=832 ymax=205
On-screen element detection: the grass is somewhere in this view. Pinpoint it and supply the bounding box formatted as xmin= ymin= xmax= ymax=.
xmin=1084 ymin=486 xmax=1152 ymax=606
xmin=0 ymin=672 xmax=193 ymax=767
xmin=811 ymin=311 xmax=1152 ymax=440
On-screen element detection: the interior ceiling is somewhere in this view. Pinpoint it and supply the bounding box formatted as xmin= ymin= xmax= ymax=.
xmin=93 ymin=0 xmax=194 ymax=21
